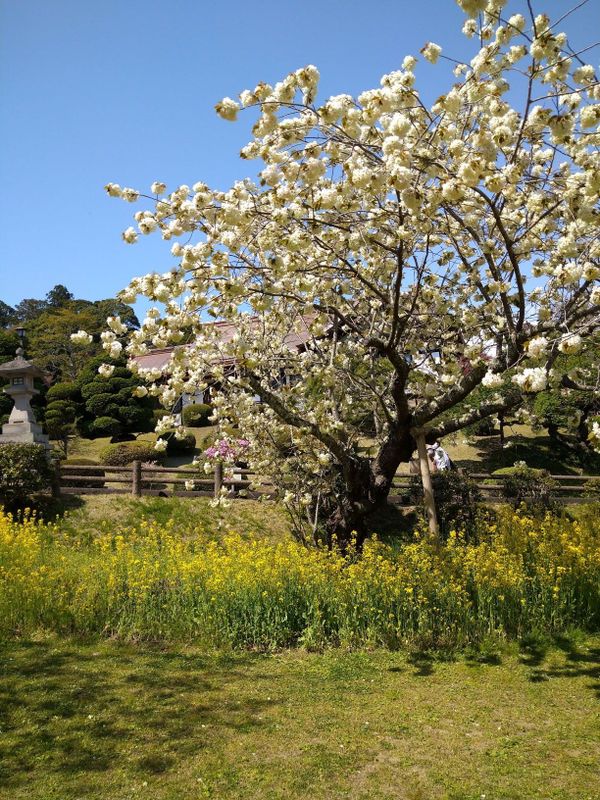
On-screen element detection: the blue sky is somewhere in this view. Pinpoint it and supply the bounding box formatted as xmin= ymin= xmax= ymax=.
xmin=1 ymin=0 xmax=597 ymax=311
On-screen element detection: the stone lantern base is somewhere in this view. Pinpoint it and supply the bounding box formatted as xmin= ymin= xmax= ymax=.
xmin=0 ymin=420 xmax=50 ymax=448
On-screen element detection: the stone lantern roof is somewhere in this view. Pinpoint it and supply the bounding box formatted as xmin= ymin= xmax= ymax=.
xmin=0 ymin=349 xmax=44 ymax=377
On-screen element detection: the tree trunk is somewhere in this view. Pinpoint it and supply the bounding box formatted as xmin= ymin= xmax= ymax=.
xmin=577 ymin=406 xmax=593 ymax=449
xmin=547 ymin=423 xmax=559 ymax=440
xmin=322 ymin=426 xmax=416 ymax=550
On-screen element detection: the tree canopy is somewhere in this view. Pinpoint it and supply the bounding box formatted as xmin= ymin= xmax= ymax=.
xmin=1 ymin=285 xmax=140 ymax=381
xmin=26 ymin=299 xmax=138 ymax=380
xmin=101 ymin=1 xmax=599 ymax=543
xmin=77 ymin=356 xmax=155 ymax=439
xmin=0 ymin=330 xmax=20 ymax=425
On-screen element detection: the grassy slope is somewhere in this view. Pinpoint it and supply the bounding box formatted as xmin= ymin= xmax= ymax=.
xmin=57 ymin=495 xmax=292 ymax=542
xmin=389 ymin=424 xmax=600 ymax=476
xmin=0 ymin=636 xmax=598 ymax=800
xmin=441 ymin=424 xmax=600 ymax=476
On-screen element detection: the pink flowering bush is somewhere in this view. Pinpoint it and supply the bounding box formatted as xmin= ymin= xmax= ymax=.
xmin=203 ymin=438 xmax=250 ymax=464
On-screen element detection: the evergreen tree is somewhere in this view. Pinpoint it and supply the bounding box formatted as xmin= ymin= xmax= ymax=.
xmin=77 ymin=356 xmax=155 ymax=439
xmin=0 ymin=301 xmax=15 ymax=328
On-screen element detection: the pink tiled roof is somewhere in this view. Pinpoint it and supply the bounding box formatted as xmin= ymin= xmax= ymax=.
xmin=133 ymin=315 xmax=314 ymax=372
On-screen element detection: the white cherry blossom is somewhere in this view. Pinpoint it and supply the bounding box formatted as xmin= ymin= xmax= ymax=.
xmin=97 ymin=364 xmax=115 ymax=378
xmin=105 ymin=4 xmax=600 ymax=542
xmin=70 ymin=330 xmax=93 ymax=345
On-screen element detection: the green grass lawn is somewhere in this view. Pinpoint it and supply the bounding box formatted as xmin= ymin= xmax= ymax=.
xmin=0 ymin=635 xmax=598 ymax=800
xmin=56 ymin=494 xmax=292 ymax=542
xmin=63 ymin=428 xmax=215 ymax=468
xmin=444 ymin=426 xmax=600 ymax=476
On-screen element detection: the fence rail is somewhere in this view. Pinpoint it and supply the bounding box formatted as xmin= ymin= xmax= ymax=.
xmin=55 ymin=461 xmax=599 ymax=504
xmin=57 ymin=461 xmax=275 ymax=499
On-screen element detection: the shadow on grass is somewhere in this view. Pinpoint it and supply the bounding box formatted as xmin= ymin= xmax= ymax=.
xmin=406 ymin=651 xmax=435 ymax=676
xmin=0 ymin=639 xmax=273 ymax=791
xmin=464 ymin=651 xmax=503 ymax=667
xmin=455 ymin=432 xmax=600 ymax=476
xmin=367 ymin=503 xmax=419 ymax=546
xmin=7 ymin=493 xmax=86 ymax=522
xmin=519 ymin=635 xmax=600 ymax=696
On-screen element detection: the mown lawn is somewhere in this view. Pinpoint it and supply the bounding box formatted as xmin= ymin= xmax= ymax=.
xmin=0 ymin=635 xmax=598 ymax=800
xmin=54 ymin=494 xmax=293 ymax=542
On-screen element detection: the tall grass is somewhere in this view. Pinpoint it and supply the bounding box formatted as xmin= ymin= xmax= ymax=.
xmin=0 ymin=507 xmax=598 ymax=648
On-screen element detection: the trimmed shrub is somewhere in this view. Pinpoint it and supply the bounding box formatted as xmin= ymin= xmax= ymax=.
xmin=61 ymin=458 xmax=105 ymax=489
xmin=99 ymin=441 xmax=162 ymax=467
xmin=160 ymin=433 xmax=197 ymax=456
xmin=0 ymin=443 xmax=53 ymax=510
xmin=498 ymin=464 xmax=559 ymax=514
xmin=181 ymin=403 xmax=213 ymax=428
xmin=88 ymin=416 xmax=122 ymax=438
xmin=77 ymin=357 xmax=156 ymax=438
xmin=46 ymin=382 xmax=80 ymax=403
xmin=583 ymin=477 xmax=600 ymax=500
xmin=409 ymin=470 xmax=483 ymax=540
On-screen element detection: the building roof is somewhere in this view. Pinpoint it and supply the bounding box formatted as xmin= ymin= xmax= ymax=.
xmin=133 ymin=316 xmax=315 ymax=372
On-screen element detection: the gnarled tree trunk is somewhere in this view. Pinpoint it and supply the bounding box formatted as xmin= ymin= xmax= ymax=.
xmin=323 ymin=426 xmax=417 ymax=550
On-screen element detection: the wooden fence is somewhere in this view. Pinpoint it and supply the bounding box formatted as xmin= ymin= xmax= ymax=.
xmin=58 ymin=461 xmax=275 ymax=499
xmin=390 ymin=473 xmax=598 ymax=504
xmin=56 ymin=462 xmax=599 ymax=504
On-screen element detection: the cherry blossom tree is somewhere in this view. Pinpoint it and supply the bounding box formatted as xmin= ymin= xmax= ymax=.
xmin=102 ymin=1 xmax=599 ymax=544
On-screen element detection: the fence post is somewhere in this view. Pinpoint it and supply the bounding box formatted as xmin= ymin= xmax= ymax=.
xmin=132 ymin=460 xmax=142 ymax=497
xmin=415 ymin=430 xmax=439 ymax=539
xmin=214 ymin=461 xmax=223 ymax=498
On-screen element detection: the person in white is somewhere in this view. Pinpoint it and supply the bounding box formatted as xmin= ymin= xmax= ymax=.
xmin=427 ymin=441 xmax=452 ymax=472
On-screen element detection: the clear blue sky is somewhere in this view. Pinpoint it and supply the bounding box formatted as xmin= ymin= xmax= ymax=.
xmin=0 ymin=0 xmax=597 ymax=310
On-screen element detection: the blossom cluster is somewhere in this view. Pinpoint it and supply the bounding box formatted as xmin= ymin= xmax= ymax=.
xmin=511 ymin=368 xmax=548 ymax=393
xmin=203 ymin=438 xmax=250 ymax=463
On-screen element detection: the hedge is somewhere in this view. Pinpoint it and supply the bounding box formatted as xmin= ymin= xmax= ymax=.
xmin=0 ymin=443 xmax=53 ymax=510
xmin=99 ymin=442 xmax=163 ymax=467
xmin=181 ymin=404 xmax=213 ymax=428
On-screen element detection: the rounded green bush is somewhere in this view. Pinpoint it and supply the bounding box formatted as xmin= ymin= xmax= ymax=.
xmin=498 ymin=463 xmax=559 ymax=514
xmin=159 ymin=432 xmax=197 ymax=456
xmin=99 ymin=441 xmax=162 ymax=466
xmin=46 ymin=382 xmax=80 ymax=402
xmin=181 ymin=403 xmax=213 ymax=428
xmin=0 ymin=443 xmax=53 ymax=510
xmin=88 ymin=416 xmax=122 ymax=437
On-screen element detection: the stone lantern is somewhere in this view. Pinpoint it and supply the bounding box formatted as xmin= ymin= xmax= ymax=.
xmin=0 ymin=347 xmax=50 ymax=448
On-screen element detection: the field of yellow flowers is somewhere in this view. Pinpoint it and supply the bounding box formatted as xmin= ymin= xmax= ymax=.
xmin=0 ymin=506 xmax=598 ymax=648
